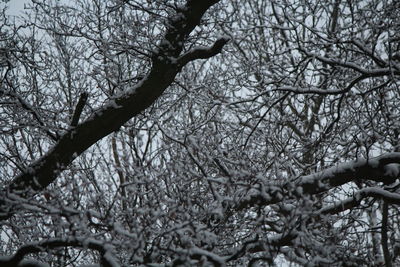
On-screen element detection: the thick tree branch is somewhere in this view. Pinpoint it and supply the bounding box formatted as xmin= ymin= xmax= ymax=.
xmin=177 ymin=37 xmax=230 ymax=67
xmin=318 ymin=187 xmax=400 ymax=215
xmin=237 ymin=153 xmax=400 ymax=211
xmin=299 ymin=153 xmax=400 ymax=190
xmin=70 ymin=92 xmax=88 ymax=127
xmin=0 ymin=237 xmax=119 ymax=267
xmin=0 ymin=0 xmax=227 ymax=220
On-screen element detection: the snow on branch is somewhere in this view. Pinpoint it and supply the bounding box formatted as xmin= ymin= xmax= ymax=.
xmin=177 ymin=37 xmax=230 ymax=67
xmin=0 ymin=0 xmax=226 ymax=221
xmin=318 ymin=187 xmax=400 ymax=215
xmin=274 ymin=74 xmax=366 ymax=95
xmin=299 ymin=152 xmax=400 ymax=193
xmin=189 ymin=247 xmax=227 ymax=266
xmin=225 ymin=231 xmax=297 ymax=263
xmin=303 ymin=49 xmax=400 ymax=77
xmin=274 ymin=86 xmax=348 ymax=95
xmin=0 ymin=88 xmax=58 ymax=141
xmin=0 ymin=237 xmax=119 ymax=267
xmin=236 ymin=152 xmax=400 ymax=211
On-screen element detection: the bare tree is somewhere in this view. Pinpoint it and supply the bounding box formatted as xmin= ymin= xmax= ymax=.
xmin=1 ymin=0 xmax=400 ymax=266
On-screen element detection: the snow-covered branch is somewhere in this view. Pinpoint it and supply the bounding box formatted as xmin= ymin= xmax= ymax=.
xmin=225 ymin=231 xmax=297 ymax=263
xmin=0 ymin=237 xmax=119 ymax=267
xmin=177 ymin=37 xmax=230 ymax=67
xmin=303 ymin=50 xmax=400 ymax=77
xmin=237 ymin=153 xmax=400 ymax=210
xmin=0 ymin=0 xmax=227 ymax=220
xmin=274 ymin=74 xmax=366 ymax=95
xmin=299 ymin=153 xmax=400 ymax=192
xmin=319 ymin=187 xmax=400 ymax=215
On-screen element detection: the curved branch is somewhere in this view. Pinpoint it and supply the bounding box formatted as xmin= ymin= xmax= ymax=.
xmin=303 ymin=49 xmax=400 ymax=77
xmin=299 ymin=154 xmax=400 ymax=191
xmin=0 ymin=237 xmax=119 ymax=267
xmin=237 ymin=153 xmax=400 ymax=211
xmin=318 ymin=187 xmax=400 ymax=215
xmin=177 ymin=37 xmax=230 ymax=67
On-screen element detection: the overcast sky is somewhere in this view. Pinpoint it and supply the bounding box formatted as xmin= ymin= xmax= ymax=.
xmin=5 ymin=0 xmax=29 ymax=16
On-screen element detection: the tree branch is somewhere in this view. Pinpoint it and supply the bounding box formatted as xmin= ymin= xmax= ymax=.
xmin=0 ymin=88 xmax=58 ymax=141
xmin=70 ymin=92 xmax=88 ymax=127
xmin=303 ymin=49 xmax=400 ymax=76
xmin=225 ymin=231 xmax=297 ymax=263
xmin=177 ymin=37 xmax=230 ymax=67
xmin=381 ymin=200 xmax=393 ymax=267
xmin=0 ymin=0 xmax=227 ymax=221
xmin=236 ymin=153 xmax=400 ymax=211
xmin=0 ymin=237 xmax=119 ymax=267
xmin=318 ymin=187 xmax=400 ymax=215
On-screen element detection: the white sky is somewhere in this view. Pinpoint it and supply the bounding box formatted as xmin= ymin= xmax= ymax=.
xmin=5 ymin=0 xmax=30 ymax=16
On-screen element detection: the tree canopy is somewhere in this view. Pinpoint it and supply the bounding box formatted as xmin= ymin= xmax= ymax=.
xmin=1 ymin=0 xmax=400 ymax=266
